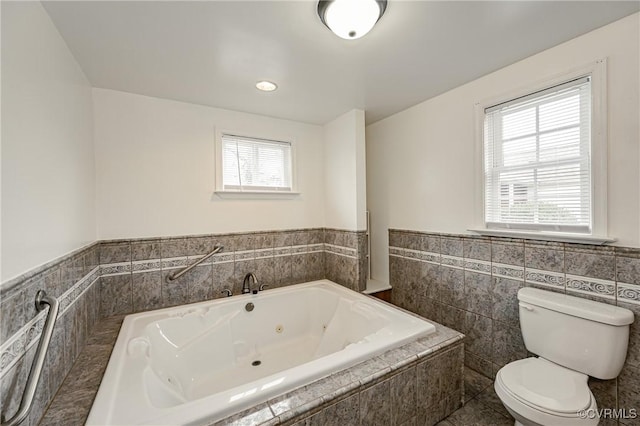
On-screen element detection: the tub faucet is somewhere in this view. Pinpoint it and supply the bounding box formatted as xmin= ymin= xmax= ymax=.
xmin=242 ymin=273 xmax=258 ymax=294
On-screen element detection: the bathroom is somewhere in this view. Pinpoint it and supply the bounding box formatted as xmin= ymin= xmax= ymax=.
xmin=1 ymin=1 xmax=639 ymax=425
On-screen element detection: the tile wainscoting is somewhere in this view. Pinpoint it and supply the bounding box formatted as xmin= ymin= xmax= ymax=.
xmin=0 ymin=227 xmax=366 ymax=425
xmin=388 ymin=228 xmax=640 ymax=426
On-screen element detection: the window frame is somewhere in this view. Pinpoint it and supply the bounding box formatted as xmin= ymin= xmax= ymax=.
xmin=471 ymin=59 xmax=611 ymax=244
xmin=214 ymin=129 xmax=299 ymax=198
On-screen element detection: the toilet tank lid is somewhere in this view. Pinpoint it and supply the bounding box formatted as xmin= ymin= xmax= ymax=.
xmin=518 ymin=288 xmax=634 ymax=326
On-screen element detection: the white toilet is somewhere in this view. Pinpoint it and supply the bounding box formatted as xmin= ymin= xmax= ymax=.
xmin=495 ymin=287 xmax=634 ymax=426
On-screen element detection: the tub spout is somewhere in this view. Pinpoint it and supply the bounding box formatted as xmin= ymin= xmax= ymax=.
xmin=242 ymin=273 xmax=258 ymax=294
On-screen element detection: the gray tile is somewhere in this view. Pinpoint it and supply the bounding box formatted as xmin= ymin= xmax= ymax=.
xmin=99 ymin=274 xmax=132 ymax=318
xmin=255 ymin=257 xmax=276 ymax=289
xmin=565 ymin=247 xmax=615 ymax=281
xmin=188 ymin=236 xmax=216 ymax=256
xmin=359 ymin=378 xmax=392 ymax=426
xmin=291 ymin=254 xmax=308 ymax=284
xmin=421 ymin=262 xmax=441 ymax=300
xmin=274 ymin=255 xmax=293 ymax=288
xmin=439 ymin=305 xmax=465 ymax=333
xmin=212 ymin=261 xmax=236 ymax=298
xmin=419 ymin=233 xmax=441 ymax=253
xmin=440 ymin=266 xmax=464 ymax=309
xmin=492 ymin=321 xmax=527 ymax=368
xmin=463 ymin=238 xmax=491 ymax=262
xmin=465 ymin=352 xmax=494 ymax=379
xmin=253 ymin=232 xmax=275 ymax=249
xmin=617 ymin=255 xmax=640 ymax=285
xmin=161 ymin=269 xmax=190 ymax=307
xmin=391 ymin=367 xmax=417 ymax=424
xmin=132 ymin=271 xmax=163 ymax=312
xmin=307 ymin=394 xmax=359 ymax=426
xmin=444 ymin=398 xmax=512 ymax=426
xmin=389 ymin=230 xmax=406 ymax=249
xmin=44 ymin=267 xmax=64 ymax=299
xmin=417 ymin=345 xmax=463 ymax=412
xmin=474 ymin=384 xmax=510 ymax=418
xmin=47 ymin=322 xmax=66 ymax=397
xmin=100 ymin=242 xmax=131 ymax=264
xmin=492 ymin=241 xmax=524 ymax=266
xmin=441 ymin=236 xmax=463 ymax=257
xmin=464 ymin=367 xmax=492 ymax=402
xmin=307 ymin=252 xmax=324 ymax=282
xmin=213 ymin=404 xmax=275 ymax=426
xmin=0 ymin=290 xmax=24 ymax=342
xmin=1 ymin=353 xmax=28 ymax=420
xmin=186 ymin=264 xmax=214 ymax=304
xmin=464 ymin=312 xmax=493 ymax=360
xmin=524 ymin=241 xmax=564 ymax=273
xmin=619 ymin=364 xmax=640 ymax=425
xmin=131 ymin=239 xmax=161 ymax=261
xmin=464 ymin=271 xmax=492 ymax=317
xmin=491 ymin=277 xmax=522 ymax=325
xmin=160 ymin=237 xmax=189 ymax=259
xmin=589 ymin=377 xmax=617 ymax=411
xmin=234 ymin=233 xmax=256 ymax=251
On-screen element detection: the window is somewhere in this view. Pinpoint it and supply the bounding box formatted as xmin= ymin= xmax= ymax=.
xmin=484 ymin=77 xmax=593 ymax=234
xmin=218 ymin=134 xmax=294 ymax=193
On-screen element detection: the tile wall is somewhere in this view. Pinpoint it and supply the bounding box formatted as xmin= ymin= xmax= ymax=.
xmin=0 ymin=228 xmax=366 ymax=425
xmin=388 ymin=229 xmax=640 ymax=426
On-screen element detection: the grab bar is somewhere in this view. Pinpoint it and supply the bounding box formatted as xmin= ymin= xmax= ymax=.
xmin=2 ymin=290 xmax=59 ymax=426
xmin=166 ymin=245 xmax=224 ymax=282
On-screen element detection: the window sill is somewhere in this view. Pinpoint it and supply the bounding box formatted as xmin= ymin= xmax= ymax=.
xmin=214 ymin=190 xmax=300 ymax=200
xmin=468 ymin=228 xmax=615 ymax=245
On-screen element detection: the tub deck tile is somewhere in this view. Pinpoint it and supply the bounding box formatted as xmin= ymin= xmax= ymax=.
xmin=211 ymin=402 xmax=275 ymax=426
xmin=38 ymin=315 xmax=124 ymax=426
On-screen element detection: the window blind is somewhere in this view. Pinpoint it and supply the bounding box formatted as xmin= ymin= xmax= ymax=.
xmin=221 ymin=134 xmax=292 ymax=191
xmin=484 ymin=77 xmax=592 ymax=233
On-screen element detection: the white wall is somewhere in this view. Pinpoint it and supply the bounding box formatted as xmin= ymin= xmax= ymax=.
xmin=323 ymin=109 xmax=367 ymax=231
xmin=93 ymin=88 xmax=325 ymax=239
xmin=367 ymin=13 xmax=640 ymax=284
xmin=1 ymin=2 xmax=96 ymax=282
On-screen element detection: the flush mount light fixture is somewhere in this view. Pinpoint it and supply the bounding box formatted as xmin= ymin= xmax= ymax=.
xmin=317 ymin=0 xmax=387 ymax=40
xmin=256 ymin=80 xmax=278 ymax=92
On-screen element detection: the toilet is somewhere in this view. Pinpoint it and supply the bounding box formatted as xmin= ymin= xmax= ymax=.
xmin=495 ymin=287 xmax=634 ymax=426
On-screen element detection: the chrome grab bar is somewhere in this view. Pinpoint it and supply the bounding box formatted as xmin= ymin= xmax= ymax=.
xmin=2 ymin=290 xmax=59 ymax=426
xmin=166 ymin=245 xmax=224 ymax=282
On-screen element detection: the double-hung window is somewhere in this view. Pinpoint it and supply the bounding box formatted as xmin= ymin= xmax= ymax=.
xmin=483 ymin=76 xmax=594 ymax=234
xmin=218 ymin=134 xmax=294 ymax=193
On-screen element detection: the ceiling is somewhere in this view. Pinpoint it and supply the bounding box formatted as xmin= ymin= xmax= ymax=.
xmin=42 ymin=1 xmax=639 ymax=125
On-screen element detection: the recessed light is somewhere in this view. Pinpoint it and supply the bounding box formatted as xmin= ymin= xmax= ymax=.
xmin=256 ymin=81 xmax=278 ymax=92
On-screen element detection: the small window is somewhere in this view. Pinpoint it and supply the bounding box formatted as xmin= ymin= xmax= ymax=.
xmin=219 ymin=134 xmax=293 ymax=192
xmin=484 ymin=77 xmax=592 ymax=234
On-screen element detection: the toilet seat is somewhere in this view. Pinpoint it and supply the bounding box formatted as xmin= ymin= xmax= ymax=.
xmin=495 ymin=357 xmax=599 ymax=426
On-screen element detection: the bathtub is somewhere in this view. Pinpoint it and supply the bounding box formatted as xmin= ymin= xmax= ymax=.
xmin=87 ymin=280 xmax=435 ymax=425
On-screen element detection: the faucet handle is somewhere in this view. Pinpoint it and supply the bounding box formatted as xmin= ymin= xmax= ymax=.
xmin=259 ymin=284 xmax=268 ymax=291
xmin=221 ymin=288 xmax=232 ymax=297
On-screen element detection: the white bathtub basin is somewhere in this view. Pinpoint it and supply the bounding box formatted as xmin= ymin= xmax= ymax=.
xmin=87 ymin=280 xmax=435 ymax=425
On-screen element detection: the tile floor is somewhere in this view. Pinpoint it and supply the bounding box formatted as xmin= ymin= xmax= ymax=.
xmin=439 ymin=368 xmax=515 ymax=426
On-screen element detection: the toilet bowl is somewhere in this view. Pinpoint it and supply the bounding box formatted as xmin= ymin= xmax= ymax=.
xmin=494 ymin=288 xmax=634 ymax=426
xmin=494 ymin=358 xmax=598 ymax=426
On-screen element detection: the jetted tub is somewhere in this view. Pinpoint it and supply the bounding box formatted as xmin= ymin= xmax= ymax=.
xmin=87 ymin=280 xmax=435 ymax=425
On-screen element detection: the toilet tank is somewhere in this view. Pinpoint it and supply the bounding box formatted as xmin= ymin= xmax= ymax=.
xmin=518 ymin=288 xmax=634 ymax=380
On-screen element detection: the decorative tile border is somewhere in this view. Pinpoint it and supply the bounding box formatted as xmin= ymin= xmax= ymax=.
xmin=492 ymin=263 xmax=524 ymax=281
xmin=389 ymin=243 xmax=620 ymax=300
xmin=524 ymin=268 xmax=565 ymax=289
xmin=618 ymin=283 xmax=640 ymax=305
xmin=0 ymin=266 xmax=100 ymax=378
xmin=566 ymin=274 xmax=616 ymax=300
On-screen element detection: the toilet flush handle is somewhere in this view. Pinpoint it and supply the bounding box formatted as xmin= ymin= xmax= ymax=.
xmin=519 ymin=302 xmax=535 ymax=312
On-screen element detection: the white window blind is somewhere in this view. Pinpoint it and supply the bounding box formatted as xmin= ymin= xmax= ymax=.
xmin=484 ymin=76 xmax=592 ymax=233
xmin=221 ymin=134 xmax=293 ymax=192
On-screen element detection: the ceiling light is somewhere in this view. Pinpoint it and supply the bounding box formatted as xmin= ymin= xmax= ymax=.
xmin=256 ymin=81 xmax=277 ymax=92
xmin=317 ymin=0 xmax=387 ymax=40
